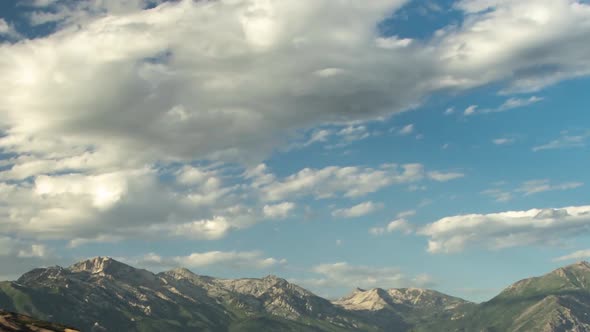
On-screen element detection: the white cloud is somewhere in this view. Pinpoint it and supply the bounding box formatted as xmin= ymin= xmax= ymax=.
xmin=1 ymin=0 xmax=590 ymax=246
xmin=481 ymin=189 xmax=513 ymax=202
xmin=533 ymin=131 xmax=589 ymax=151
xmin=444 ymin=0 xmax=590 ymax=93
xmin=482 ymin=179 xmax=582 ymax=202
xmin=397 ymin=210 xmax=416 ymax=218
xmin=332 ymin=201 xmax=382 ymax=218
xmin=517 ymin=179 xmax=583 ymax=195
xmin=138 ymin=250 xmax=286 ymax=270
xmin=498 ymin=96 xmax=543 ymax=111
xmin=444 ymin=107 xmax=455 ymax=115
xmin=0 ymin=19 xmax=20 ymax=40
xmin=263 ymin=202 xmax=296 ymax=219
xmin=370 ymin=218 xmax=414 ymax=236
xmin=492 ymin=138 xmax=515 ymax=145
xmin=253 ymin=163 xmax=426 ymax=201
xmin=553 ymin=249 xmax=590 ymax=262
xmin=304 ymin=262 xmax=434 ymax=290
xmin=464 ymin=105 xmax=478 ymax=116
xmin=398 ymin=124 xmax=415 ymax=136
xmin=427 ymin=171 xmax=465 ymax=182
xmin=419 ymin=205 xmax=590 ymax=254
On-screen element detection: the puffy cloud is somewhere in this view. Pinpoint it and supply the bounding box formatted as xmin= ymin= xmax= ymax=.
xmin=263 ymin=202 xmax=296 ymax=219
xmin=138 ymin=251 xmax=286 ymax=270
xmin=370 ymin=218 xmax=414 ymax=236
xmin=304 ymin=262 xmax=434 ymax=290
xmin=444 ymin=0 xmax=590 ymax=93
xmin=1 ymin=0 xmax=590 ymax=246
xmin=419 ymin=205 xmax=590 ymax=254
xmin=332 ymin=201 xmax=382 ymax=218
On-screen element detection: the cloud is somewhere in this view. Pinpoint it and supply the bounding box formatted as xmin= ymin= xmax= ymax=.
xmin=464 ymin=96 xmax=543 ymax=116
xmin=137 ymin=251 xmax=286 ymax=270
xmin=533 ymin=131 xmax=590 ymax=151
xmin=553 ymin=249 xmax=590 ymax=262
xmin=464 ymin=105 xmax=478 ymax=116
xmin=481 ymin=189 xmax=513 ymax=202
xmin=263 ymin=202 xmax=296 ymax=219
xmin=427 ymin=171 xmax=465 ymax=182
xmin=332 ymin=201 xmax=382 ymax=218
xmin=0 ymin=236 xmax=62 ymax=281
xmin=398 ymin=124 xmax=415 ymax=136
xmin=303 ymin=262 xmax=434 ymax=291
xmin=445 ymin=0 xmax=590 ymax=93
xmin=370 ymin=218 xmax=414 ymax=236
xmin=482 ymin=179 xmax=583 ymax=202
xmin=497 ymin=96 xmax=543 ymax=111
xmin=0 ymin=19 xmax=21 ymax=40
xmin=1 ymin=0 xmax=590 ymax=247
xmin=444 ymin=107 xmax=455 ymax=115
xmin=251 ymin=163 xmax=426 ymax=201
xmin=419 ymin=205 xmax=590 ymax=254
xmin=492 ymin=138 xmax=515 ymax=145
xmin=517 ymin=179 xmax=583 ymax=195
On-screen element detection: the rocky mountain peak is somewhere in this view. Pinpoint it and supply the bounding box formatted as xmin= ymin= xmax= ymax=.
xmin=335 ymin=287 xmax=392 ymax=311
xmin=163 ymin=267 xmax=197 ymax=279
xmin=68 ymin=257 xmax=132 ymax=275
xmin=565 ymin=260 xmax=590 ymax=271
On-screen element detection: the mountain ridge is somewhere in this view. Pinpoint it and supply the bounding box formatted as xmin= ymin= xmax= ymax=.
xmin=2 ymin=257 xmax=590 ymax=331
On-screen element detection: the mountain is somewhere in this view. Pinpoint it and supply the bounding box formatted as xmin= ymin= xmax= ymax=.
xmin=334 ymin=287 xmax=474 ymax=331
xmin=0 ymin=257 xmax=376 ymax=331
xmin=0 ymin=310 xmax=79 ymax=332
xmin=440 ymin=261 xmax=590 ymax=332
xmin=2 ymin=258 xmax=590 ymax=331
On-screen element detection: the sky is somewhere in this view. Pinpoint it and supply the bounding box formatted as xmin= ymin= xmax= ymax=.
xmin=0 ymin=0 xmax=589 ymax=303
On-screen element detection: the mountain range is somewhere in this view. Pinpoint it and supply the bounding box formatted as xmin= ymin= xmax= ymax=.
xmin=1 ymin=257 xmax=589 ymax=331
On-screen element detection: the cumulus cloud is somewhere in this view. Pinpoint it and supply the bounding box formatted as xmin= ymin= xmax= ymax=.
xmin=1 ymin=0 xmax=590 ymax=247
xmin=263 ymin=202 xmax=296 ymax=219
xmin=332 ymin=201 xmax=382 ymax=218
xmin=370 ymin=218 xmax=414 ymax=236
xmin=137 ymin=251 xmax=286 ymax=270
xmin=419 ymin=205 xmax=590 ymax=254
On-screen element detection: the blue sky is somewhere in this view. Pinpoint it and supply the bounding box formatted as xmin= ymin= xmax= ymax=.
xmin=1 ymin=0 xmax=590 ymax=302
